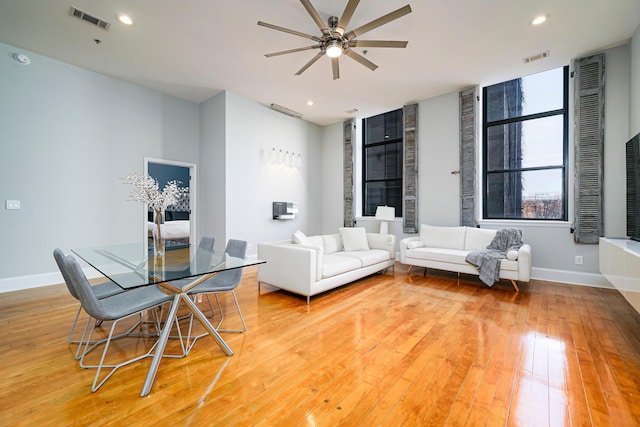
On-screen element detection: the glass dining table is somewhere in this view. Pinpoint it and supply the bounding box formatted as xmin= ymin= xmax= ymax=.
xmin=72 ymin=242 xmax=265 ymax=396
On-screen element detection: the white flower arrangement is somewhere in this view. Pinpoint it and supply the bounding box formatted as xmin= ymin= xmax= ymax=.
xmin=121 ymin=173 xmax=188 ymax=212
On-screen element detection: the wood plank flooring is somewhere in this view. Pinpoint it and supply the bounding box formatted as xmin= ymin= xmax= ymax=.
xmin=2 ymin=264 xmax=640 ymax=426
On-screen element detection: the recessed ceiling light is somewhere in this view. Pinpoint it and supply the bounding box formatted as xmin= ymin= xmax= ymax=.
xmin=306 ymin=100 xmax=314 ymax=106
xmin=531 ymin=14 xmax=549 ymax=26
xmin=117 ymin=13 xmax=134 ymax=26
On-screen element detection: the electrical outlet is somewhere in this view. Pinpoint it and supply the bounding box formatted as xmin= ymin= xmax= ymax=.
xmin=575 ymin=255 xmax=583 ymax=265
xmin=5 ymin=200 xmax=20 ymax=210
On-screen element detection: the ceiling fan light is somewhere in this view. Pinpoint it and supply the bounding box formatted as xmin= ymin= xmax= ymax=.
xmin=326 ymin=42 xmax=342 ymax=58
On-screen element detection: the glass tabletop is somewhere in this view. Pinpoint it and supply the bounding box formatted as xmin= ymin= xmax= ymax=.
xmin=72 ymin=243 xmax=264 ymax=290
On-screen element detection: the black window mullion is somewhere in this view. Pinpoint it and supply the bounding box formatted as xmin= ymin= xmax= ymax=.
xmin=482 ymin=66 xmax=569 ymax=220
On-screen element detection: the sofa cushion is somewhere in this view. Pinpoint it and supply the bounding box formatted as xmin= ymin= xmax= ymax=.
xmin=339 ymin=227 xmax=370 ymax=251
xmin=323 ymin=234 xmax=343 ymax=254
xmin=406 ymin=247 xmax=469 ymax=265
xmin=306 ymin=235 xmax=324 ymax=249
xmin=292 ymin=231 xmax=324 ymax=250
xmin=464 ymin=227 xmax=497 ymax=251
xmin=322 ymin=254 xmax=361 ymax=278
xmin=292 ymin=230 xmax=307 ymax=244
xmin=420 ymin=225 xmax=466 ymax=250
xmin=500 ymin=259 xmax=518 ymax=271
xmin=406 ymin=240 xmax=424 ymax=249
xmin=335 ymin=249 xmax=390 ymax=268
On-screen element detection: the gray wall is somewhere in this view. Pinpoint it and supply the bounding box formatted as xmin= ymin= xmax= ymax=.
xmin=320 ymin=42 xmax=634 ymax=287
xmin=632 ymin=23 xmax=640 ymax=137
xmin=0 ymin=42 xmax=199 ymax=288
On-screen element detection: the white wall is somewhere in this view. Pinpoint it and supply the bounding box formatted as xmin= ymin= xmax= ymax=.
xmin=222 ymin=92 xmax=324 ymax=254
xmin=0 ymin=42 xmax=199 ymax=290
xmin=417 ymin=92 xmax=461 ymax=226
xmin=321 ymin=122 xmax=344 ymax=233
xmin=603 ymin=44 xmax=631 ymax=238
xmin=199 ymin=92 xmax=227 ymax=248
xmin=632 ymin=23 xmax=640 ymax=137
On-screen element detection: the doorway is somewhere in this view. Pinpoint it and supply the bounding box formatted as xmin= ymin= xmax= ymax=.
xmin=144 ymin=158 xmax=197 ymax=248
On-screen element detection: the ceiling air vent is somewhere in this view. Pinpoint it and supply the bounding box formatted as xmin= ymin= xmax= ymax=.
xmin=523 ymin=50 xmax=550 ymax=64
xmin=69 ymin=6 xmax=110 ymax=30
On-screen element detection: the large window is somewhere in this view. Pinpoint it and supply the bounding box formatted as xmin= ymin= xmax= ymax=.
xmin=483 ymin=66 xmax=568 ymax=220
xmin=362 ymin=109 xmax=403 ymax=216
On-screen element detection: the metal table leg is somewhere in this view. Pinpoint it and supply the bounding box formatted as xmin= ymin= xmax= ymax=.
xmin=140 ymin=275 xmax=234 ymax=396
xmin=141 ymin=294 xmax=181 ymax=397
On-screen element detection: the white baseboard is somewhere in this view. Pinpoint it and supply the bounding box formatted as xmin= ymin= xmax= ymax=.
xmin=0 ymin=268 xmax=104 ymax=294
xmin=0 ymin=265 xmax=615 ymax=293
xmin=531 ymin=267 xmax=614 ymax=288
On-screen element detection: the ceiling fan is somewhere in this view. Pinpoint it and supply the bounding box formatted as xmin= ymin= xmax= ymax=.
xmin=257 ymin=0 xmax=412 ymax=80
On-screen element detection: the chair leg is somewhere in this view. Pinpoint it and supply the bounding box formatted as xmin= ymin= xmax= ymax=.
xmin=217 ymin=291 xmax=246 ymax=333
xmin=80 ymin=307 xmax=181 ymax=392
xmin=67 ymin=306 xmax=83 ymax=344
xmin=510 ymin=280 xmax=520 ymax=292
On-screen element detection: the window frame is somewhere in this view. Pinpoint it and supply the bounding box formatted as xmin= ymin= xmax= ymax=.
xmin=481 ymin=66 xmax=569 ymax=221
xmin=361 ymin=109 xmax=404 ymax=217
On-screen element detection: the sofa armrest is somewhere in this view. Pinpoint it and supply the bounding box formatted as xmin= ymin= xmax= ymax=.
xmin=366 ymin=233 xmax=396 ymax=259
xmin=517 ymin=243 xmax=532 ymax=282
xmin=399 ymin=236 xmax=422 ymax=263
xmin=257 ymin=242 xmax=323 ymax=291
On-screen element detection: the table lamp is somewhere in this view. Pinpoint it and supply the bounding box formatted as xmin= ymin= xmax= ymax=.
xmin=375 ymin=206 xmax=395 ymax=234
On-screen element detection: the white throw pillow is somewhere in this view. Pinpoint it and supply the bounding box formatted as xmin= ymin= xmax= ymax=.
xmin=464 ymin=227 xmax=497 ymax=251
xmin=306 ymin=236 xmax=324 ymax=250
xmin=322 ymin=234 xmax=343 ymax=254
xmin=339 ymin=227 xmax=370 ymax=251
xmin=292 ymin=230 xmax=307 ymax=245
xmin=507 ymin=250 xmax=518 ymax=260
xmin=406 ymin=241 xmax=424 ymax=249
xmin=420 ymin=224 xmax=466 ymax=250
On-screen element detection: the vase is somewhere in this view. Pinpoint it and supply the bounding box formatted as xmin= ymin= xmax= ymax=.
xmin=152 ymin=209 xmax=165 ymax=256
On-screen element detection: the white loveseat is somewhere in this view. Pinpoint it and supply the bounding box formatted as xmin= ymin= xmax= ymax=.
xmin=399 ymin=225 xmax=531 ymax=291
xmin=258 ymin=228 xmax=396 ymax=304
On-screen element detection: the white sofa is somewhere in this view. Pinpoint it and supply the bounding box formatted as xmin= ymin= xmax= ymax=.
xmin=258 ymin=228 xmax=396 ymax=304
xmin=399 ymin=225 xmax=531 ymax=291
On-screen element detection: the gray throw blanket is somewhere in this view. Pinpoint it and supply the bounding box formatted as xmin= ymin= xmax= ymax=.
xmin=465 ymin=228 xmax=523 ymax=287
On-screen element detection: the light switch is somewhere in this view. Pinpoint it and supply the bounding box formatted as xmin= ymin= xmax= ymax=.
xmin=6 ymin=200 xmax=21 ymax=210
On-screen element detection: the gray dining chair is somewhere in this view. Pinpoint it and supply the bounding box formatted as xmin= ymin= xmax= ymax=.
xmin=168 ymin=236 xmax=215 ymax=291
xmin=54 ymin=248 xmax=126 ymax=357
xmin=189 ymin=239 xmax=248 ymax=334
xmin=63 ymin=253 xmax=178 ymax=392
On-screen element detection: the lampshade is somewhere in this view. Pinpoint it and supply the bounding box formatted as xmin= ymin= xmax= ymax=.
xmin=375 ymin=206 xmax=395 ymax=221
xmin=326 ymin=41 xmax=342 ymax=58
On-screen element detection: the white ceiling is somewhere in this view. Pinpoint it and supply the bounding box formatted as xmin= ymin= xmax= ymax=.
xmin=1 ymin=0 xmax=639 ymax=126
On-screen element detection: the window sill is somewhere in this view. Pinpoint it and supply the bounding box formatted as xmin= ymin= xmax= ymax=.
xmin=478 ymin=219 xmax=572 ymax=229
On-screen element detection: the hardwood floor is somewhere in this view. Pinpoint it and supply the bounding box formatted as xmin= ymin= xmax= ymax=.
xmin=2 ymin=264 xmax=640 ymax=426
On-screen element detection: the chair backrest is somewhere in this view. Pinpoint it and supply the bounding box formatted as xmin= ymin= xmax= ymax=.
xmin=212 ymin=239 xmax=247 ymax=287
xmin=53 ymin=248 xmax=78 ymax=300
xmin=64 ymin=254 xmax=110 ymax=320
xmin=199 ymin=236 xmax=215 ymax=251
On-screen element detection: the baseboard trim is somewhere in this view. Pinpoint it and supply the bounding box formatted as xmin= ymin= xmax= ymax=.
xmin=0 ymin=265 xmax=615 ymax=293
xmin=0 ymin=268 xmax=104 ymax=293
xmin=531 ymin=267 xmax=614 ymax=289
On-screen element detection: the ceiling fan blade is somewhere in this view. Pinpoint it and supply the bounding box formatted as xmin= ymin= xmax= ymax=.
xmin=332 ymin=57 xmax=340 ymax=80
xmin=336 ymin=0 xmax=360 ymax=35
xmin=257 ymin=21 xmax=321 ymax=42
xmin=348 ymin=40 xmax=408 ymax=48
xmin=345 ymin=5 xmax=412 ymax=40
xmin=344 ymin=49 xmax=378 ymax=71
xmin=265 ymin=45 xmax=322 ymax=57
xmin=299 ymin=0 xmax=330 ymax=35
xmin=295 ymin=51 xmax=325 ymax=75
